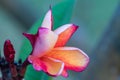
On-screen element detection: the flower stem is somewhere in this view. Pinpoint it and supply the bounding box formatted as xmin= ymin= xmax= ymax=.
xmin=9 ymin=62 xmax=18 ymax=80
xmin=18 ymin=58 xmax=30 ymax=80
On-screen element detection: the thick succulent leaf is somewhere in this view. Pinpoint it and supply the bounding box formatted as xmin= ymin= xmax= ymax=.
xmin=19 ymin=0 xmax=75 ymax=80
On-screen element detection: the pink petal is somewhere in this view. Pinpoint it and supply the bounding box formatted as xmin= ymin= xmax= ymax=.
xmin=54 ymin=24 xmax=78 ymax=47
xmin=23 ymin=33 xmax=36 ymax=47
xmin=28 ymin=55 xmax=64 ymax=76
xmin=61 ymin=69 xmax=68 ymax=77
xmin=32 ymin=28 xmax=58 ymax=57
xmin=28 ymin=55 xmax=45 ymax=71
xmin=32 ymin=58 xmax=42 ymax=71
xmin=45 ymin=47 xmax=89 ymax=72
xmin=41 ymin=57 xmax=64 ymax=77
xmin=41 ymin=9 xmax=53 ymax=30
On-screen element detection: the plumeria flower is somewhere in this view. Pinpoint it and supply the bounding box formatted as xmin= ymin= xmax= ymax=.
xmin=23 ymin=9 xmax=89 ymax=77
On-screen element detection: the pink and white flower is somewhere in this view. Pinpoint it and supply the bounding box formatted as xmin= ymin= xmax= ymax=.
xmin=23 ymin=9 xmax=89 ymax=77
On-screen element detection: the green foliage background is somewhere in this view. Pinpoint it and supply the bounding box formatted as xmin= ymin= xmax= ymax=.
xmin=0 ymin=0 xmax=119 ymax=80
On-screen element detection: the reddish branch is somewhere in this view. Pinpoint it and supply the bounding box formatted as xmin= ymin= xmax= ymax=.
xmin=0 ymin=40 xmax=30 ymax=80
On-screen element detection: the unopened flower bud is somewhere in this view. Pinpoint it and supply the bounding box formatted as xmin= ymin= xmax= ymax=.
xmin=4 ymin=40 xmax=15 ymax=63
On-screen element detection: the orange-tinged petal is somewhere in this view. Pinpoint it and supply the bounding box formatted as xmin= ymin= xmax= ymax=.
xmin=28 ymin=55 xmax=64 ymax=76
xmin=45 ymin=47 xmax=89 ymax=72
xmin=41 ymin=9 xmax=53 ymax=30
xmin=32 ymin=28 xmax=58 ymax=57
xmin=40 ymin=57 xmax=64 ymax=76
xmin=54 ymin=24 xmax=78 ymax=47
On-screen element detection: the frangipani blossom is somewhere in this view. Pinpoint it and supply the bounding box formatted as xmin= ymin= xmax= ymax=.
xmin=23 ymin=9 xmax=89 ymax=77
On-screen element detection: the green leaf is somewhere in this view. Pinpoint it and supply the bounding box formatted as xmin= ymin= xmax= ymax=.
xmin=19 ymin=0 xmax=75 ymax=80
xmin=52 ymin=0 xmax=75 ymax=29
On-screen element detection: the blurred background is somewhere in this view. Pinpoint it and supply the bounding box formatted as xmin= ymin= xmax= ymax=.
xmin=0 ymin=0 xmax=120 ymax=80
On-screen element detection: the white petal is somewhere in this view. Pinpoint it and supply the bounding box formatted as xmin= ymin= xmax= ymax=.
xmin=41 ymin=9 xmax=53 ymax=30
xmin=54 ymin=24 xmax=73 ymax=34
xmin=32 ymin=28 xmax=58 ymax=57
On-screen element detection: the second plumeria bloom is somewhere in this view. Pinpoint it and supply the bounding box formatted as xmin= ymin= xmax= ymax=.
xmin=23 ymin=9 xmax=89 ymax=77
